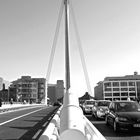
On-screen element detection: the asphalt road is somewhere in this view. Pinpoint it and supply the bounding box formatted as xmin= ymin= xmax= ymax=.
xmin=86 ymin=114 xmax=140 ymax=140
xmin=0 ymin=105 xmax=58 ymax=140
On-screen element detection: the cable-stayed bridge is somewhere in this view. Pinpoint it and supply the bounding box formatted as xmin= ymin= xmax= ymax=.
xmin=1 ymin=0 xmax=140 ymax=140
xmin=41 ymin=0 xmax=106 ymax=139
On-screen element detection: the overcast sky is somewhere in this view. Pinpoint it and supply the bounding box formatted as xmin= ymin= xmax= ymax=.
xmin=0 ymin=0 xmax=140 ymax=96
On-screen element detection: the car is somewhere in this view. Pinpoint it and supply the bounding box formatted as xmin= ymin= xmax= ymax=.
xmin=53 ymin=102 xmax=62 ymax=106
xmin=105 ymin=100 xmax=140 ymax=132
xmin=82 ymin=100 xmax=95 ymax=114
xmin=92 ymin=100 xmax=111 ymax=119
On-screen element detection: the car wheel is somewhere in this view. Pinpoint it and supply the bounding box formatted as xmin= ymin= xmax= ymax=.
xmin=113 ymin=121 xmax=119 ymax=132
xmin=105 ymin=116 xmax=109 ymax=125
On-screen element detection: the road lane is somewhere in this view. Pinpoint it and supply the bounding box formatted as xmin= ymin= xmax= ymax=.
xmin=0 ymin=105 xmax=58 ymax=140
xmin=86 ymin=114 xmax=140 ymax=140
xmin=0 ymin=105 xmax=46 ymax=124
xmin=0 ymin=107 xmax=45 ymax=126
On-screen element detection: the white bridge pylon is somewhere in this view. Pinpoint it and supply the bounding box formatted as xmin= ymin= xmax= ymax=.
xmin=60 ymin=0 xmax=86 ymax=139
xmin=42 ymin=0 xmax=107 ymax=140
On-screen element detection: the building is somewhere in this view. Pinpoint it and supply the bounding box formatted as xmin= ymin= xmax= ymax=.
xmin=11 ymin=76 xmax=46 ymax=103
xmin=0 ymin=84 xmax=8 ymax=102
xmin=47 ymin=80 xmax=64 ymax=104
xmin=94 ymin=72 xmax=140 ymax=101
xmin=0 ymin=77 xmax=3 ymax=91
xmin=32 ymin=78 xmax=46 ymax=102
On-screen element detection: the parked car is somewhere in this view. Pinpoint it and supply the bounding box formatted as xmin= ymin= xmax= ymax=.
xmin=92 ymin=100 xmax=111 ymax=119
xmin=82 ymin=100 xmax=96 ymax=114
xmin=105 ymin=101 xmax=140 ymax=132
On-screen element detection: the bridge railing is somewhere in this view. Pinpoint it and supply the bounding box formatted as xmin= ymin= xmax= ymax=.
xmin=39 ymin=106 xmax=106 ymax=140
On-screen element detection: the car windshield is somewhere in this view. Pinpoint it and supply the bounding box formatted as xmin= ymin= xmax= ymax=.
xmin=86 ymin=101 xmax=95 ymax=105
xmin=116 ymin=102 xmax=140 ymax=112
xmin=97 ymin=101 xmax=110 ymax=107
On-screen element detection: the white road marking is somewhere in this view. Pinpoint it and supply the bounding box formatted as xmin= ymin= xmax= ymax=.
xmin=32 ymin=129 xmax=42 ymax=139
xmin=43 ymin=121 xmax=48 ymax=127
xmin=0 ymin=107 xmax=46 ymax=126
xmin=48 ymin=117 xmax=52 ymax=121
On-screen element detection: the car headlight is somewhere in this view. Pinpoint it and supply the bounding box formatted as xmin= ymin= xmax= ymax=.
xmin=115 ymin=117 xmax=128 ymax=122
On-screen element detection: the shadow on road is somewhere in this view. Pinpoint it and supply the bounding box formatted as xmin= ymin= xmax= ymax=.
xmin=5 ymin=106 xmax=59 ymax=140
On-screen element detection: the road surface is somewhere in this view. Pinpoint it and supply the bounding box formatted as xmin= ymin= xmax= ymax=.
xmin=86 ymin=114 xmax=140 ymax=140
xmin=0 ymin=105 xmax=58 ymax=140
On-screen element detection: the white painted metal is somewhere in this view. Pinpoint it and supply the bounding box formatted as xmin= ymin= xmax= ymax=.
xmin=41 ymin=0 xmax=106 ymax=139
xmin=40 ymin=106 xmax=107 ymax=140
xmin=60 ymin=92 xmax=86 ymax=140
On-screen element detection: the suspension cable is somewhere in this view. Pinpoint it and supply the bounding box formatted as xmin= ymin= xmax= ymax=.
xmin=69 ymin=1 xmax=92 ymax=95
xmin=46 ymin=0 xmax=64 ymax=83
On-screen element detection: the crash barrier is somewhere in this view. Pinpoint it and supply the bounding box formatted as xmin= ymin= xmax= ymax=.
xmin=40 ymin=106 xmax=106 ymax=140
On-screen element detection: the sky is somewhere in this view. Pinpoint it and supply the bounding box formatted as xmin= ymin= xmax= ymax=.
xmin=0 ymin=0 xmax=140 ymax=97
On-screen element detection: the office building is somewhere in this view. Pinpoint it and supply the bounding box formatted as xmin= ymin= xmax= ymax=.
xmin=94 ymin=72 xmax=140 ymax=101
xmin=11 ymin=76 xmax=45 ymax=103
xmin=47 ymin=80 xmax=64 ymax=104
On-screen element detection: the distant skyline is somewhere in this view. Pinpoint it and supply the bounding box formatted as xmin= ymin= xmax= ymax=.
xmin=0 ymin=0 xmax=140 ymax=97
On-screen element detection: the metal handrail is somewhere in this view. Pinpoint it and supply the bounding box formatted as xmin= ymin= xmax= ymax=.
xmin=40 ymin=107 xmax=106 ymax=140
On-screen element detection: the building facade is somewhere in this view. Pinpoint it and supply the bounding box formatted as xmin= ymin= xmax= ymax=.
xmin=47 ymin=80 xmax=64 ymax=104
xmin=94 ymin=72 xmax=140 ymax=101
xmin=11 ymin=76 xmax=46 ymax=103
xmin=0 ymin=84 xmax=8 ymax=102
xmin=0 ymin=77 xmax=3 ymax=91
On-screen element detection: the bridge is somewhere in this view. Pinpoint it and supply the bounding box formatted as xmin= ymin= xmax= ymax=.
xmin=42 ymin=0 xmax=106 ymax=139
xmin=0 ymin=0 xmax=139 ymax=140
xmin=0 ymin=0 xmax=106 ymax=139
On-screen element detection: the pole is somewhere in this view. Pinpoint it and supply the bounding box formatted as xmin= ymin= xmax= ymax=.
xmin=65 ymin=0 xmax=70 ymax=92
xmin=60 ymin=1 xmax=86 ymax=139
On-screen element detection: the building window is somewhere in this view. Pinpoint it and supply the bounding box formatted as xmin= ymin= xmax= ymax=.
xmin=105 ymin=88 xmax=111 ymax=91
xmin=40 ymin=84 xmax=44 ymax=88
xmin=113 ymin=82 xmax=119 ymax=87
xmin=120 ymin=82 xmax=127 ymax=86
xmin=129 ymin=88 xmax=135 ymax=91
xmin=129 ymin=92 xmax=136 ymax=96
xmin=121 ymin=92 xmax=128 ymax=96
xmin=113 ymin=98 xmax=120 ymax=101
xmin=113 ymin=93 xmax=120 ymax=96
xmin=121 ymin=98 xmax=127 ymax=100
xmin=129 ymin=82 xmax=135 ymax=86
xmin=121 ymin=88 xmax=128 ymax=91
xmin=113 ymin=88 xmax=119 ymax=91
xmin=105 ymin=98 xmax=112 ymax=101
xmin=33 ymin=94 xmax=37 ymax=98
xmin=104 ymin=82 xmax=111 ymax=87
xmin=105 ymin=93 xmax=112 ymax=96
xmin=39 ymin=89 xmax=44 ymax=93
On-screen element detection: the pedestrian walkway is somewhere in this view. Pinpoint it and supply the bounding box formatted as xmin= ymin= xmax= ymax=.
xmin=0 ymin=102 xmax=45 ymax=109
xmin=0 ymin=102 xmax=46 ymax=114
xmin=1 ymin=103 xmax=30 ymax=109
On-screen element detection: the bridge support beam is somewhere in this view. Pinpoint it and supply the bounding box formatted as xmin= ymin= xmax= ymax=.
xmin=60 ymin=92 xmax=86 ymax=140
